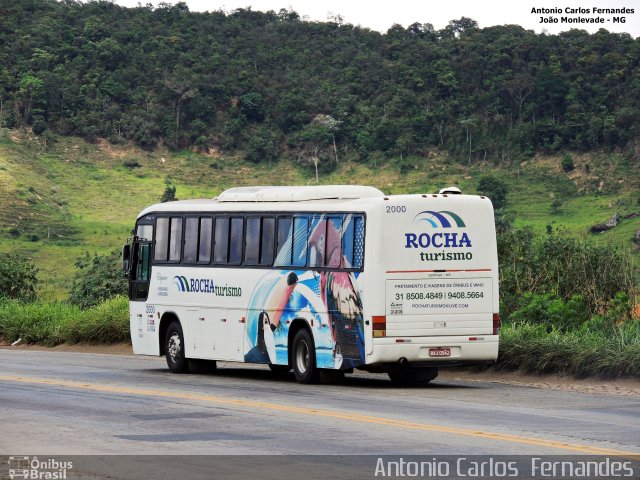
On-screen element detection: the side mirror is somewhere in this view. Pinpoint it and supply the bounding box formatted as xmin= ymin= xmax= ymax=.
xmin=122 ymin=244 xmax=131 ymax=275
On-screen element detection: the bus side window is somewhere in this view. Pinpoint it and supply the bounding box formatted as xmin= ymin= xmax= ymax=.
xmin=154 ymin=217 xmax=169 ymax=262
xmin=244 ymin=217 xmax=261 ymax=265
xmin=136 ymin=224 xmax=153 ymax=242
xmin=274 ymin=217 xmax=293 ymax=266
xmin=292 ymin=216 xmax=309 ymax=267
xmin=168 ymin=217 xmax=183 ymax=262
xmin=229 ymin=217 xmax=244 ymax=265
xmin=308 ymin=215 xmax=327 ymax=268
xmin=260 ymin=217 xmax=275 ymax=266
xmin=342 ymin=215 xmax=355 ymax=268
xmin=353 ymin=216 xmax=364 ymax=269
xmin=183 ymin=217 xmax=199 ymax=263
xmin=326 ymin=216 xmax=343 ymax=268
xmin=214 ymin=217 xmax=229 ymax=264
xmin=198 ymin=217 xmax=213 ymax=263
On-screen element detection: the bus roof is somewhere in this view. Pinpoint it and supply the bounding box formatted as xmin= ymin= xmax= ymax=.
xmin=217 ymin=185 xmax=385 ymax=202
xmin=135 ymin=186 xmax=490 ymax=220
xmin=136 ymin=185 xmax=385 ymax=219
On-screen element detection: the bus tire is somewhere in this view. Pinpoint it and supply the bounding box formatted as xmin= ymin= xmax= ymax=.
xmin=388 ymin=367 xmax=438 ymax=386
xmin=292 ymin=329 xmax=319 ymax=384
xmin=165 ymin=320 xmax=189 ymax=373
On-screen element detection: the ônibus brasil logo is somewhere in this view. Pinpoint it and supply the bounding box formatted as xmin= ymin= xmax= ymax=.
xmin=405 ymin=210 xmax=472 ymax=262
xmin=173 ymin=275 xmax=242 ymax=297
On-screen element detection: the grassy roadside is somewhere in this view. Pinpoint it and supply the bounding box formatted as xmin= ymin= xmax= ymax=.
xmin=0 ymin=296 xmax=638 ymax=379
xmin=0 ymin=296 xmax=129 ymax=346
xmin=497 ymin=321 xmax=640 ymax=378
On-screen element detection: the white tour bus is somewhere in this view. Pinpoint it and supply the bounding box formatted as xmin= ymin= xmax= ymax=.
xmin=123 ymin=185 xmax=500 ymax=384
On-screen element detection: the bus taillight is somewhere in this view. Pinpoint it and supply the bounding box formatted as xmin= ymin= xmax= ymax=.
xmin=372 ymin=315 xmax=386 ymax=338
xmin=493 ymin=313 xmax=501 ymax=335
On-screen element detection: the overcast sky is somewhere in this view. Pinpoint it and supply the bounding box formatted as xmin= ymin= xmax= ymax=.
xmin=112 ymin=0 xmax=640 ymax=37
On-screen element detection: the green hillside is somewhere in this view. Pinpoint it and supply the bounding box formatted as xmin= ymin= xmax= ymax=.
xmin=0 ymin=0 xmax=639 ymax=297
xmin=1 ymin=127 xmax=638 ymax=298
xmin=0 ymin=128 xmax=300 ymax=297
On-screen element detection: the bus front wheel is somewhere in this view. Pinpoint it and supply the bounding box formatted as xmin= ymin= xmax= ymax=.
xmin=165 ymin=321 xmax=189 ymax=373
xmin=292 ymin=329 xmax=319 ymax=384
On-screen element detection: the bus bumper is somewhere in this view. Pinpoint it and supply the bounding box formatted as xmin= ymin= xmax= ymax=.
xmin=367 ymin=335 xmax=499 ymax=365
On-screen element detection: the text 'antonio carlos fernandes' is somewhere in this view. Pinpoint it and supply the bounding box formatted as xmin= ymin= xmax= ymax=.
xmin=373 ymin=457 xmax=635 ymax=477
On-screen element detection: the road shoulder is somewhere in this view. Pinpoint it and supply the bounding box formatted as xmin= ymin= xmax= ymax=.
xmin=2 ymin=340 xmax=639 ymax=396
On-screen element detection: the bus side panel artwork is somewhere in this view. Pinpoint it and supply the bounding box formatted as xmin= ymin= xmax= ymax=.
xmin=243 ymin=269 xmax=366 ymax=370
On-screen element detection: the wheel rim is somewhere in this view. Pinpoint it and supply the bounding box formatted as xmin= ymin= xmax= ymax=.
xmin=295 ymin=339 xmax=310 ymax=374
xmin=167 ymin=332 xmax=181 ymax=363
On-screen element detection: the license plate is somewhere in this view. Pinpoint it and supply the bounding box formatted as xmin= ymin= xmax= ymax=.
xmin=429 ymin=347 xmax=451 ymax=357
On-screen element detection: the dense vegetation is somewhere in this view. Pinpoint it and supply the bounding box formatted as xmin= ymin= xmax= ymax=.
xmin=1 ymin=0 xmax=639 ymax=168
xmin=0 ymin=253 xmax=38 ymax=301
xmin=496 ymin=229 xmax=639 ymax=377
xmin=68 ymin=250 xmax=127 ymax=308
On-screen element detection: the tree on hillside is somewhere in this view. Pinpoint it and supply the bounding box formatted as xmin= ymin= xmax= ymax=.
xmin=245 ymin=125 xmax=280 ymax=164
xmin=477 ymin=175 xmax=509 ymax=210
xmin=165 ymin=74 xmax=197 ymax=147
xmin=295 ymin=115 xmax=341 ymax=182
xmin=18 ymin=74 xmax=44 ymax=122
xmin=0 ymin=254 xmax=38 ymax=301
xmin=312 ymin=114 xmax=342 ymax=163
xmin=68 ymin=251 xmax=127 ymax=308
xmin=160 ymin=177 xmax=177 ymax=203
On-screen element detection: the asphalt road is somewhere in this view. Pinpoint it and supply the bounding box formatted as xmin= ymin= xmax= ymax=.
xmin=0 ymin=349 xmax=638 ymax=478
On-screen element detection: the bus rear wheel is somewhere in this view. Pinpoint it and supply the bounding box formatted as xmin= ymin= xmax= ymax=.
xmin=292 ymin=329 xmax=319 ymax=384
xmin=165 ymin=320 xmax=189 ymax=373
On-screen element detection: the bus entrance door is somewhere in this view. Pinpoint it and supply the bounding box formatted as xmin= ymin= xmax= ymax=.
xmin=129 ymin=241 xmax=151 ymax=301
xmin=127 ymin=240 xmax=157 ymax=355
